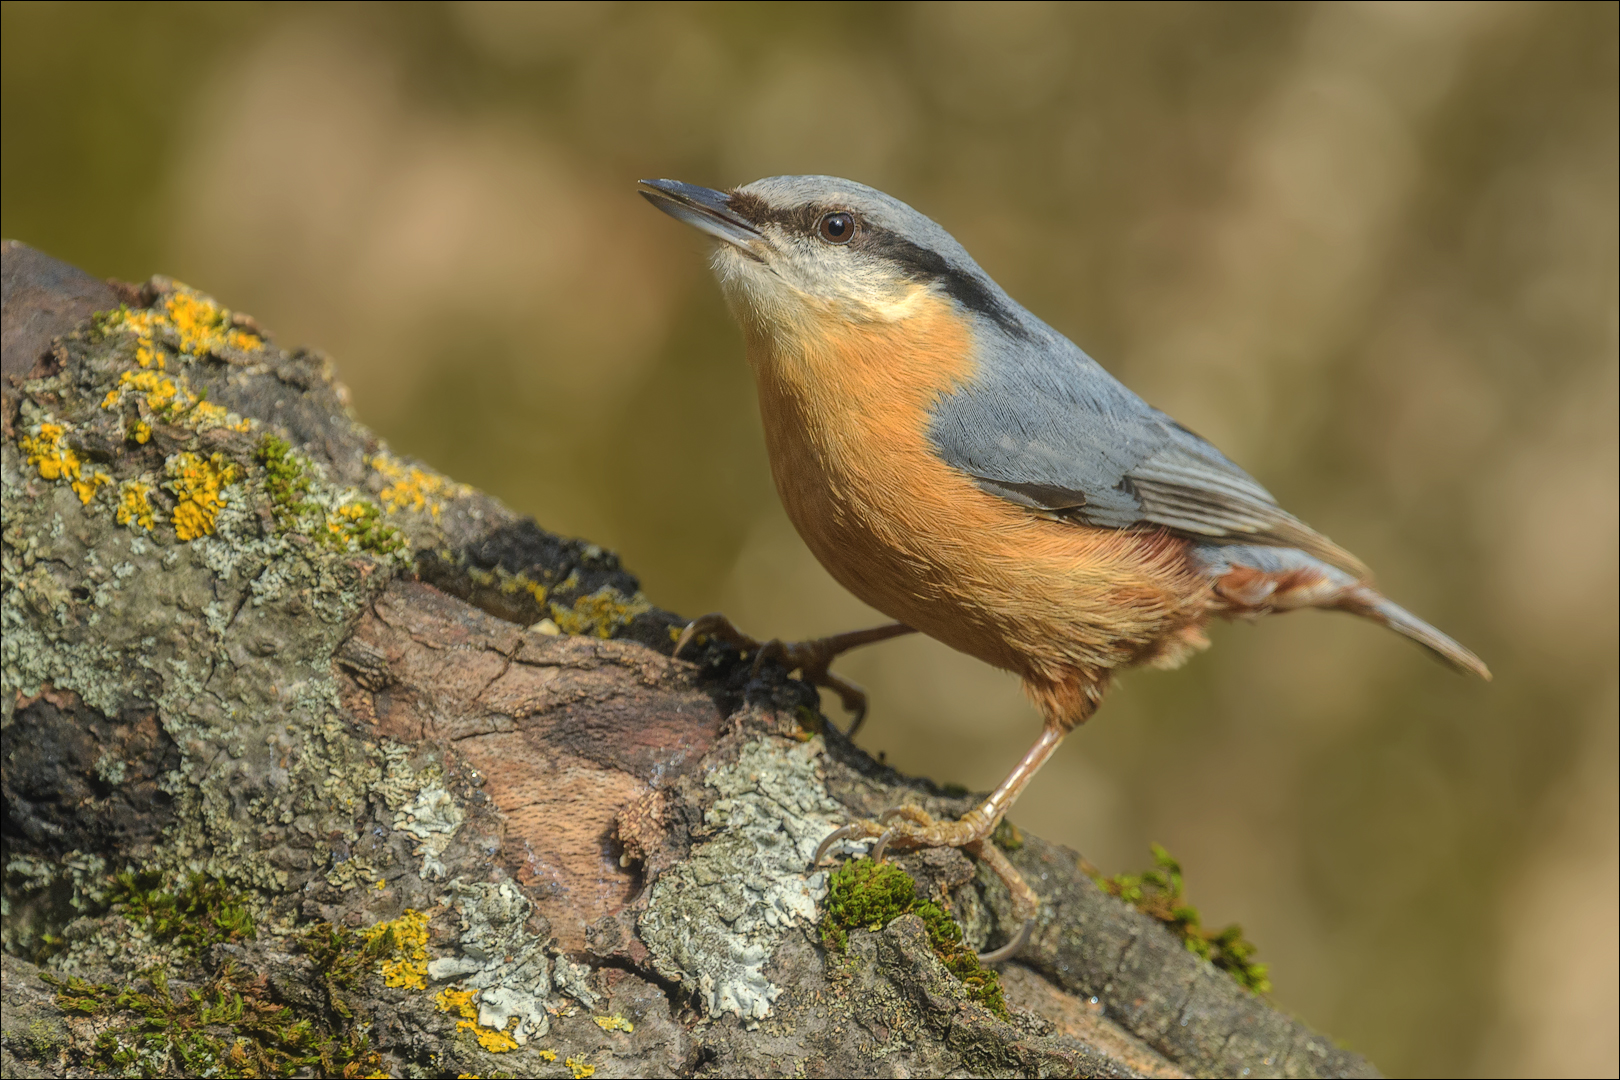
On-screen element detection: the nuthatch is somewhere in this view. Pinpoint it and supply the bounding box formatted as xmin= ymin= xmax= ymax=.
xmin=640 ymin=175 xmax=1490 ymax=961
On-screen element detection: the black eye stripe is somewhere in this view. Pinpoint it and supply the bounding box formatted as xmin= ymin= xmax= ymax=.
xmin=724 ymin=191 xmax=1029 ymax=340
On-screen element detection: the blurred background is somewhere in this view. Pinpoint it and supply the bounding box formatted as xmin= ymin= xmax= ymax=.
xmin=3 ymin=2 xmax=1614 ymax=1074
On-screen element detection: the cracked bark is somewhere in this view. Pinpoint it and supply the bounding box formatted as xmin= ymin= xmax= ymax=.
xmin=0 ymin=241 xmax=1378 ymax=1079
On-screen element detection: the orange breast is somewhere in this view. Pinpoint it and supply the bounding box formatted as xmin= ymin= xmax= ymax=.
xmin=742 ymin=293 xmax=1210 ymax=701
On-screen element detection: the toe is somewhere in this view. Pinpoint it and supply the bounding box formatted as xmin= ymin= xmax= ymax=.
xmin=812 ymin=821 xmax=879 ymax=867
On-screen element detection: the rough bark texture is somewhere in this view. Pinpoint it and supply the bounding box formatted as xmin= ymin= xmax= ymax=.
xmin=0 ymin=240 xmax=1378 ymax=1079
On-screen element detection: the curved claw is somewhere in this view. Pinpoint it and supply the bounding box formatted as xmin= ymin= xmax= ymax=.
xmin=870 ymin=827 xmax=900 ymax=864
xmin=672 ymin=622 xmax=702 ymax=659
xmin=975 ymin=917 xmax=1032 ymax=964
xmin=811 ymin=823 xmax=866 ymax=868
xmin=748 ymin=639 xmax=787 ymax=679
xmin=674 ymin=612 xmax=757 ymax=659
xmin=820 ymin=670 xmax=869 ymax=731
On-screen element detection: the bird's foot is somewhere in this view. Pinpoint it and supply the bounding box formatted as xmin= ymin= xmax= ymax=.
xmin=811 ymin=804 xmax=1038 ymax=963
xmin=673 ymin=613 xmax=912 ymax=734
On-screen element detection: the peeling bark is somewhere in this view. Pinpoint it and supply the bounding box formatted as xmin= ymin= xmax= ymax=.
xmin=0 ymin=241 xmax=1377 ymax=1078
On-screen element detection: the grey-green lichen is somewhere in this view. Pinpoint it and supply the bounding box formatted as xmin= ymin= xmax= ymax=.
xmin=638 ymin=735 xmax=859 ymax=1024
xmin=423 ymin=878 xmax=601 ymax=1055
xmin=393 ymin=783 xmax=465 ymax=881
xmin=2 ymin=852 xmax=112 ymax=959
xmin=0 ymin=280 xmax=429 ymax=965
xmin=427 ymin=880 xmax=556 ymax=1046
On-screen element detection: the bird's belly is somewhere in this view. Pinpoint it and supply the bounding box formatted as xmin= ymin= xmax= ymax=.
xmin=757 ymin=387 xmax=1205 ymax=679
xmin=767 ymin=425 xmax=1005 ymax=663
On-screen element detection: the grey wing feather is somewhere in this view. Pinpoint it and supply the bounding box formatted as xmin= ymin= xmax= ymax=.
xmin=929 ymin=323 xmax=1370 ymax=579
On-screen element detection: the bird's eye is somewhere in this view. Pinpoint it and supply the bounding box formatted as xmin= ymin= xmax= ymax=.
xmin=818 ymin=212 xmax=856 ymax=244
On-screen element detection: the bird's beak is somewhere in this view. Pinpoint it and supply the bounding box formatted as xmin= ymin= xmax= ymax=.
xmin=638 ymin=179 xmax=766 ymax=261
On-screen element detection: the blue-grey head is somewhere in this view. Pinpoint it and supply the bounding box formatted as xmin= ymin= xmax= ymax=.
xmin=638 ymin=176 xmax=1031 ymax=341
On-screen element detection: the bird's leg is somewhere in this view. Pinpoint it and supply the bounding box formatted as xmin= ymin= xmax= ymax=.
xmin=673 ymin=613 xmax=914 ymax=733
xmin=812 ymin=722 xmax=1067 ymax=962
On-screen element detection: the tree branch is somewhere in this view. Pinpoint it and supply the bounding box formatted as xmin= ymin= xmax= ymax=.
xmin=0 ymin=241 xmax=1376 ymax=1078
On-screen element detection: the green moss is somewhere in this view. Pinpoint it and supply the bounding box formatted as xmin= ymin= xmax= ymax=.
xmin=256 ymin=434 xmax=406 ymax=556
xmin=821 ymin=858 xmax=1009 ymax=1019
xmin=331 ymin=498 xmax=409 ymax=557
xmin=299 ymin=920 xmax=401 ymax=1011
xmin=42 ymin=916 xmax=405 ymax=1078
xmin=1094 ymin=844 xmax=1271 ymax=994
xmin=257 ymin=434 xmax=316 ymax=525
xmin=107 ymin=871 xmax=255 ymax=956
xmin=792 ymin=705 xmax=824 ymax=740
xmin=87 ymin=304 xmax=130 ymax=343
xmin=47 ymin=961 xmax=382 ymax=1079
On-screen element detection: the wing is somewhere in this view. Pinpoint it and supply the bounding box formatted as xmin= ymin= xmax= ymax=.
xmin=929 ymin=329 xmax=1370 ymax=579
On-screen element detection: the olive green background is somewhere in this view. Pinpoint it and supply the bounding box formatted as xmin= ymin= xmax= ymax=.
xmin=4 ymin=3 xmax=1615 ymax=1074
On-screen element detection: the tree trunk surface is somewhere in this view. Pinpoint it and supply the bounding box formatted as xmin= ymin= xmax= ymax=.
xmin=0 ymin=240 xmax=1377 ymax=1079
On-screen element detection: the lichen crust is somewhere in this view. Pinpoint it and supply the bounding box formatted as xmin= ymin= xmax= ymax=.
xmin=424 ymin=880 xmax=554 ymax=1046
xmin=637 ymin=735 xmax=856 ymax=1024
xmin=2 ymin=277 xmax=415 ymax=959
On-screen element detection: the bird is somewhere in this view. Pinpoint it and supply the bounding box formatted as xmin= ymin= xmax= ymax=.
xmin=638 ymin=175 xmax=1490 ymax=960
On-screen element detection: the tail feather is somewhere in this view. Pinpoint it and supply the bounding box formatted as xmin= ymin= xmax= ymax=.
xmin=1196 ymin=542 xmax=1492 ymax=680
xmin=1346 ymin=590 xmax=1492 ymax=680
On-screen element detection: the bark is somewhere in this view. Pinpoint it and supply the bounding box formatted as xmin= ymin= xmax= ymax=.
xmin=0 ymin=240 xmax=1377 ymax=1079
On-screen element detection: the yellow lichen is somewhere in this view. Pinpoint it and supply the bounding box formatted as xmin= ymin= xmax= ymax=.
xmin=189 ymin=398 xmax=253 ymax=433
xmin=370 ymin=452 xmax=467 ymax=519
xmin=475 ymin=1026 xmax=520 ymax=1053
xmin=436 ymin=987 xmax=478 ymax=1018
xmin=107 ymin=367 xmax=179 ymax=413
xmin=21 ymin=423 xmax=71 ymax=480
xmin=104 ymin=367 xmax=249 ymax=433
xmin=116 ymin=480 xmax=156 ymax=531
xmin=166 ymin=290 xmax=251 ymax=356
xmin=76 ymin=473 xmax=112 ymax=504
xmin=592 ymin=1014 xmax=634 ymax=1033
xmin=494 ymin=570 xmax=549 ymax=606
xmin=106 ymin=286 xmax=261 ymax=363
xmin=96 ymin=287 xmax=257 ymax=439
xmin=538 ymin=1049 xmax=558 ymax=1062
xmin=435 ymin=986 xmax=521 ymax=1053
xmin=565 ymin=1056 xmax=595 ymax=1079
xmin=128 ymin=418 xmax=152 ymax=444
xmin=19 ymin=422 xmax=111 ymax=504
xmin=550 ymin=587 xmax=651 ymax=639
xmin=166 ymin=452 xmax=240 ymax=541
xmin=362 ymin=909 xmax=430 ymax=991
